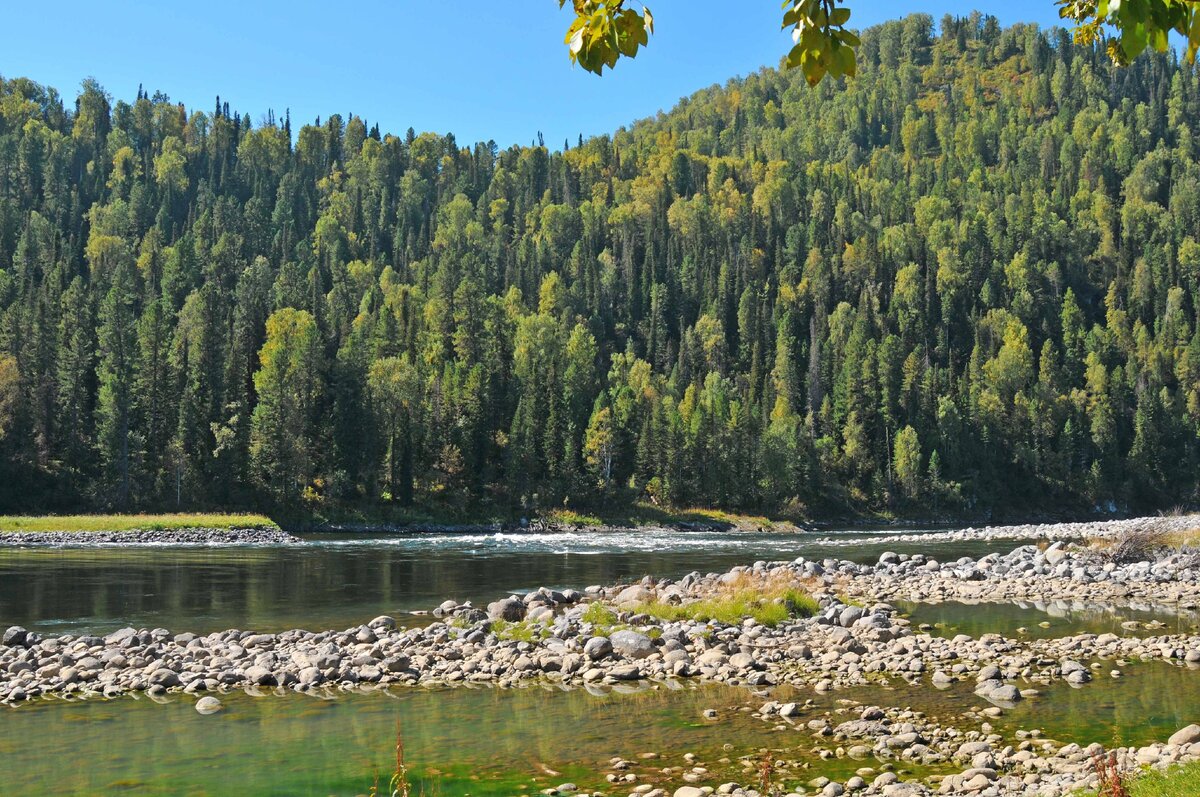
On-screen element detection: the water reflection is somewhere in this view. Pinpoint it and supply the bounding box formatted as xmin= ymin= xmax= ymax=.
xmin=898 ymin=598 xmax=1200 ymax=639
xmin=0 ymin=529 xmax=1011 ymax=636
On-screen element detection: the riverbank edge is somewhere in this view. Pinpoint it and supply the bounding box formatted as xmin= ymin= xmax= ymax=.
xmin=0 ymin=526 xmax=301 ymax=546
xmin=1 ymin=509 xmax=1194 ymax=548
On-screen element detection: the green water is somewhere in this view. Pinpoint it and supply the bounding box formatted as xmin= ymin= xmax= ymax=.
xmin=898 ymin=599 xmax=1200 ymax=640
xmin=1001 ymin=662 xmax=1200 ymax=747
xmin=0 ymin=682 xmax=854 ymax=796
xmin=4 ymin=663 xmax=1200 ymax=796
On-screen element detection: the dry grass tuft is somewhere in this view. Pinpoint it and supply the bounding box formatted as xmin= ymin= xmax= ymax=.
xmin=1105 ymin=528 xmax=1170 ymax=563
xmin=638 ymin=571 xmax=819 ymax=627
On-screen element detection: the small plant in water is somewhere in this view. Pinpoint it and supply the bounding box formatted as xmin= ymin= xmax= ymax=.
xmin=1091 ymin=750 xmax=1130 ymax=797
xmin=757 ymin=750 xmax=779 ymax=796
xmin=370 ymin=718 xmax=415 ymax=797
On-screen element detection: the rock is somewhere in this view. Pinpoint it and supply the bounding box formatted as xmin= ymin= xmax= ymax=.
xmin=839 ymin=606 xmax=865 ymax=627
xmin=610 ymin=630 xmax=654 ymax=660
xmin=1135 ymin=746 xmax=1161 ymax=765
xmin=368 ymin=615 xmax=396 ymax=630
xmin=615 ymin=585 xmax=653 ymax=605
xmin=609 ymin=664 xmax=642 ymax=681
xmin=584 ymin=636 xmax=613 ymax=660
xmin=976 ymin=665 xmax=1001 ymax=682
xmin=673 ymin=789 xmax=706 ymax=797
xmin=244 ymin=665 xmax=277 ymax=687
xmin=986 ymin=684 xmax=1022 ymax=703
xmin=2 ymin=626 xmax=28 ymax=647
xmin=195 ymin=696 xmax=223 ymax=714
xmin=487 ymin=597 xmax=526 ymax=622
xmin=1168 ymin=724 xmax=1200 ymax=746
xmin=148 ymin=669 xmax=181 ymax=688
xmin=1044 ymin=542 xmax=1069 ymax=565
xmin=242 ymin=633 xmax=275 ymax=648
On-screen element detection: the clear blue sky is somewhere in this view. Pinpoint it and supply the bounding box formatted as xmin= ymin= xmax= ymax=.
xmin=1 ymin=1 xmax=1063 ymax=149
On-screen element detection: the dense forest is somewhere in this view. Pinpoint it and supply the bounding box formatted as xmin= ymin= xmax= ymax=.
xmin=1 ymin=13 xmax=1198 ymax=518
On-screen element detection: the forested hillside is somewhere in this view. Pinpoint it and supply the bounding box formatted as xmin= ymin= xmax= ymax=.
xmin=1 ymin=13 xmax=1198 ymax=517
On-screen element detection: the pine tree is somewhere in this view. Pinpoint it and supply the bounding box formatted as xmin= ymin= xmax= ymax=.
xmin=95 ymin=259 xmax=139 ymax=506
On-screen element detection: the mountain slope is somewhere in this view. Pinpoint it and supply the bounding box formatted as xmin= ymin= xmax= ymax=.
xmin=0 ymin=13 xmax=1197 ymax=517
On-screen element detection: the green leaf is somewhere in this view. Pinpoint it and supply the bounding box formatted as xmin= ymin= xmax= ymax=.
xmin=1121 ymin=22 xmax=1148 ymax=59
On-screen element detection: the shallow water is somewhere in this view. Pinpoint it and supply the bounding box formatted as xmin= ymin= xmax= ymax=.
xmin=0 ymin=682 xmax=862 ymax=796
xmin=0 ymin=528 xmax=1010 ymax=636
xmin=3 ymin=662 xmax=1199 ymax=796
xmin=898 ymin=599 xmax=1200 ymax=640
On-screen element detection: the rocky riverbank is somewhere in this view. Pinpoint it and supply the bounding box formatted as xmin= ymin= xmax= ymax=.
xmin=814 ymin=512 xmax=1200 ymax=549
xmin=3 ymin=513 xmax=1200 ymax=795
xmin=0 ymin=526 xmax=300 ymax=546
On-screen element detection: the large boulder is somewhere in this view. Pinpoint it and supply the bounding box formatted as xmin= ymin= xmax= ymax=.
xmin=148 ymin=669 xmax=181 ymax=688
xmin=2 ymin=626 xmax=28 ymax=647
xmin=244 ymin=665 xmax=277 ymax=687
xmin=1044 ymin=542 xmax=1069 ymax=565
xmin=614 ymin=584 xmax=653 ymax=605
xmin=1169 ymin=724 xmax=1200 ymax=746
xmin=610 ymin=630 xmax=654 ymax=660
xmin=487 ymin=596 xmax=526 ymax=622
xmin=583 ymin=636 xmax=613 ymax=660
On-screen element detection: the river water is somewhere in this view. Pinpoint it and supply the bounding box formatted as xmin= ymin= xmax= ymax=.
xmin=2 ymin=527 xmax=1199 ymax=795
xmin=0 ymin=527 xmax=1008 ymax=636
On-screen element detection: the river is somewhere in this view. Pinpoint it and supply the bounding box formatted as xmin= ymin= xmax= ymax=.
xmin=2 ymin=526 xmax=1199 ymax=795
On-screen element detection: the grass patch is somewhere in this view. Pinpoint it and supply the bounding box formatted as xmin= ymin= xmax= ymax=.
xmin=535 ymin=499 xmax=806 ymax=532
xmin=542 ymin=509 xmax=605 ymax=527
xmin=1080 ymin=761 xmax=1200 ymax=796
xmin=0 ymin=513 xmax=277 ymax=534
xmin=490 ymin=620 xmax=549 ymax=643
xmin=581 ymin=602 xmax=619 ymax=629
xmin=623 ymin=503 xmax=803 ymax=531
xmin=635 ymin=574 xmax=818 ymax=628
xmin=1163 ymin=527 xmax=1200 ymax=549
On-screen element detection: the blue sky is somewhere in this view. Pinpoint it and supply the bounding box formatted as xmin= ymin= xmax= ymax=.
xmin=2 ymin=1 xmax=1063 ymax=148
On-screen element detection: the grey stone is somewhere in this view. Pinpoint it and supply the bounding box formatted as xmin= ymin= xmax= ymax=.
xmin=1169 ymin=724 xmax=1200 ymax=746
xmin=148 ymin=669 xmax=181 ymax=688
xmin=615 ymin=584 xmax=653 ymax=605
xmin=2 ymin=626 xmax=28 ymax=647
xmin=195 ymin=696 xmax=223 ymax=714
xmin=583 ymin=636 xmax=613 ymax=660
xmin=487 ymin=597 xmax=526 ymax=622
xmin=610 ymin=630 xmax=654 ymax=660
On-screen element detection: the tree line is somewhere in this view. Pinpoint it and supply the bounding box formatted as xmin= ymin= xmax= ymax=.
xmin=1 ymin=13 xmax=1198 ymax=517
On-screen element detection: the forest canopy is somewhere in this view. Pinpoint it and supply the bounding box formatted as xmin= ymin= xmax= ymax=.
xmin=1 ymin=13 xmax=1198 ymax=518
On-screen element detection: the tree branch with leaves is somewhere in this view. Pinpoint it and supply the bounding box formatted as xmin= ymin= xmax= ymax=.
xmin=559 ymin=0 xmax=1200 ymax=83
